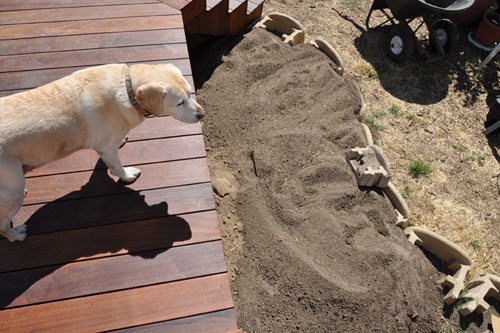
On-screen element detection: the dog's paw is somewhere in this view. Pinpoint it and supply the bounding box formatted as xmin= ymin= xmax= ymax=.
xmin=121 ymin=167 xmax=141 ymax=183
xmin=11 ymin=225 xmax=28 ymax=242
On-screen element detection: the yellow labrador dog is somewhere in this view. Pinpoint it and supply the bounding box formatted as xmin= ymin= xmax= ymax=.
xmin=0 ymin=63 xmax=205 ymax=242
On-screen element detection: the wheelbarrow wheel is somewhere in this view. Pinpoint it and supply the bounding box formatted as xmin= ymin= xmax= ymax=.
xmin=387 ymin=24 xmax=414 ymax=62
xmin=432 ymin=19 xmax=458 ymax=55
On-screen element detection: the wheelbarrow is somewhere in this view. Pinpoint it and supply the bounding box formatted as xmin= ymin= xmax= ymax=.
xmin=366 ymin=0 xmax=475 ymax=62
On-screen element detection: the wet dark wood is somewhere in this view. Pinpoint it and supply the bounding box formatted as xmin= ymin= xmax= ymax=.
xmin=109 ymin=309 xmax=239 ymax=333
xmin=0 ymin=211 xmax=220 ymax=272
xmin=0 ymin=1 xmax=237 ymax=331
xmin=0 ymin=273 xmax=234 ymax=332
xmin=1 ymin=240 xmax=227 ymax=308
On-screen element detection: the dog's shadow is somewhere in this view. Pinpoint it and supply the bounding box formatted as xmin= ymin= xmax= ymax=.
xmin=0 ymin=160 xmax=192 ymax=309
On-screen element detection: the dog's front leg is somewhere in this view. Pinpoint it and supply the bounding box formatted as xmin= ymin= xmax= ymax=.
xmin=97 ymin=148 xmax=141 ymax=183
xmin=0 ymin=218 xmax=27 ymax=242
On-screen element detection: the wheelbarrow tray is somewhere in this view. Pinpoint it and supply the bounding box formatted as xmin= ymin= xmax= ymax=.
xmin=377 ymin=0 xmax=474 ymax=19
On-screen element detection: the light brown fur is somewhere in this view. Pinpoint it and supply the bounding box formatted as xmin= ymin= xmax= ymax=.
xmin=0 ymin=63 xmax=205 ymax=241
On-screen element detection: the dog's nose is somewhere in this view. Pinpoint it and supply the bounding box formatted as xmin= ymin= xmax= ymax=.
xmin=197 ymin=106 xmax=206 ymax=119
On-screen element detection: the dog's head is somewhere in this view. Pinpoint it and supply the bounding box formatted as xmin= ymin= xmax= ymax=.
xmin=132 ymin=64 xmax=205 ymax=123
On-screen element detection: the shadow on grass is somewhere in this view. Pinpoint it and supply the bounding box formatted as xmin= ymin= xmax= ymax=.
xmin=333 ymin=8 xmax=499 ymax=106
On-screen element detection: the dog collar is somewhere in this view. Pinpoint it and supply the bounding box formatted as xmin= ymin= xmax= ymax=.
xmin=124 ymin=66 xmax=152 ymax=117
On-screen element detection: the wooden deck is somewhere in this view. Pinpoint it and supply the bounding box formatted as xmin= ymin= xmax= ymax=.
xmin=0 ymin=1 xmax=238 ymax=332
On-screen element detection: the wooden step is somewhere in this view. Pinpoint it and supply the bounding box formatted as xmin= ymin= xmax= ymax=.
xmin=228 ymin=0 xmax=250 ymax=35
xmin=162 ymin=0 xmax=264 ymax=35
xmin=229 ymin=0 xmax=245 ymax=13
xmin=177 ymin=0 xmax=206 ymax=23
xmin=207 ymin=0 xmax=222 ymax=10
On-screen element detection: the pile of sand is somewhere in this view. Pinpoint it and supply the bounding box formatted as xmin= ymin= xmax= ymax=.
xmin=197 ymin=28 xmax=444 ymax=332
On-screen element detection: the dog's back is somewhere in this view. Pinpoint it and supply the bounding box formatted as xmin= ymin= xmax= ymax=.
xmin=0 ymin=64 xmax=128 ymax=168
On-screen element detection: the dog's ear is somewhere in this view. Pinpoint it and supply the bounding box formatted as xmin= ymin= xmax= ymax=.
xmin=136 ymin=83 xmax=167 ymax=116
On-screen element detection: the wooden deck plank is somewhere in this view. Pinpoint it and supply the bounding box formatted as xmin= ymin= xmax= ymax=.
xmin=0 ymin=210 xmax=220 ymax=272
xmin=127 ymin=116 xmax=202 ymax=141
xmin=158 ymin=0 xmax=192 ymax=11
xmin=0 ymin=75 xmax=195 ymax=97
xmin=0 ymin=0 xmax=159 ymax=11
xmin=1 ymin=29 xmax=187 ymax=56
xmin=110 ymin=309 xmax=239 ymax=333
xmin=0 ymin=4 xmax=178 ymax=25
xmin=0 ymin=273 xmax=235 ymax=332
xmin=1 ymin=241 xmax=226 ymax=308
xmin=1 ymin=44 xmax=188 ymax=73
xmin=13 ymin=182 xmax=215 ymax=234
xmin=0 ymin=67 xmax=193 ymax=93
xmin=0 ymin=16 xmax=183 ymax=40
xmin=24 ymin=158 xmax=210 ymax=205
xmin=26 ymin=135 xmax=206 ymax=177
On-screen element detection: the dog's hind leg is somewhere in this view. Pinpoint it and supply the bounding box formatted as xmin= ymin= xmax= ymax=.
xmin=0 ymin=159 xmax=27 ymax=242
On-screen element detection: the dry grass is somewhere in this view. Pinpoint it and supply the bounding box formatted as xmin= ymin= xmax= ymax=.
xmin=263 ymin=0 xmax=499 ymax=276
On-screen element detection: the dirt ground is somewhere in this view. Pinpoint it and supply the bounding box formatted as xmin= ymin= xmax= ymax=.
xmin=189 ymin=1 xmax=499 ymax=331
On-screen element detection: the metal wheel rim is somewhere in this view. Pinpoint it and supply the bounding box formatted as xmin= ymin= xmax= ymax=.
xmin=390 ymin=36 xmax=404 ymax=55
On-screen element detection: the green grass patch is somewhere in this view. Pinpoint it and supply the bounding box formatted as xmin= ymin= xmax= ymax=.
xmin=408 ymin=159 xmax=432 ymax=178
xmin=440 ymin=318 xmax=465 ymax=333
xmin=388 ymin=104 xmax=402 ymax=117
xmin=401 ymin=186 xmax=413 ymax=199
xmin=305 ymin=26 xmax=316 ymax=34
xmin=468 ymin=151 xmax=486 ymax=166
xmin=406 ymin=112 xmax=423 ymax=124
xmin=469 ymin=239 xmax=481 ymax=251
xmin=453 ymin=289 xmax=474 ymax=312
xmin=356 ymin=63 xmax=379 ymax=79
xmin=452 ymin=143 xmax=467 ymax=152
xmin=362 ymin=112 xmax=386 ymax=131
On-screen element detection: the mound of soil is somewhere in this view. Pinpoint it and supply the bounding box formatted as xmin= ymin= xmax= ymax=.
xmin=197 ymin=28 xmax=445 ymax=332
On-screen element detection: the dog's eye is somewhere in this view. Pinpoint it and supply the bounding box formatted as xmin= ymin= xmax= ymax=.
xmin=176 ymin=100 xmax=185 ymax=106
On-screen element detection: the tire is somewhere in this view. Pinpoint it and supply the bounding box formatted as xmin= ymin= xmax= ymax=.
xmin=387 ymin=23 xmax=414 ymax=63
xmin=432 ymin=19 xmax=458 ymax=55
